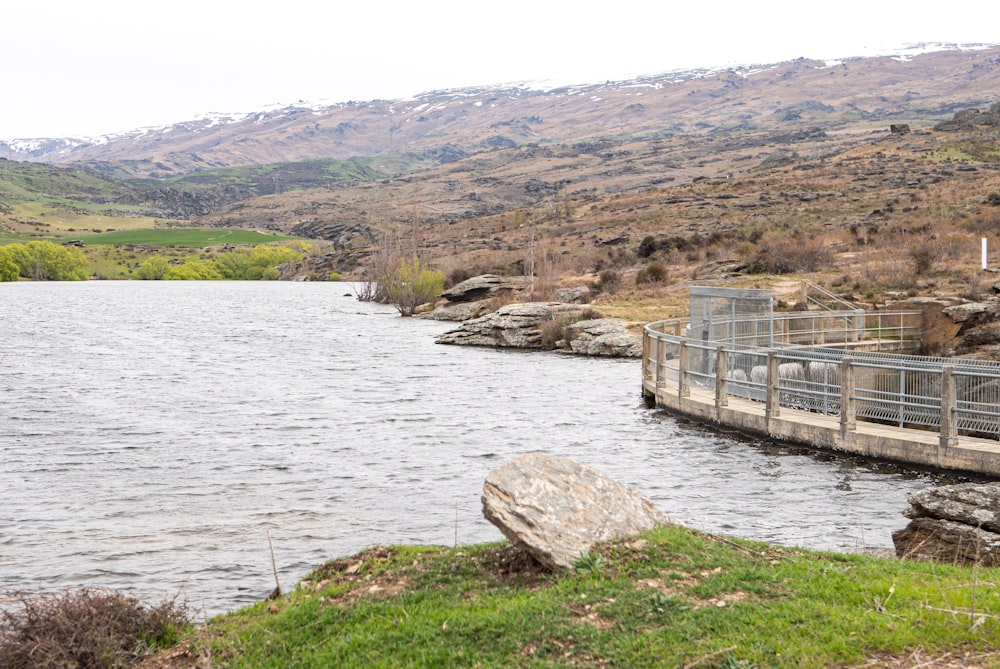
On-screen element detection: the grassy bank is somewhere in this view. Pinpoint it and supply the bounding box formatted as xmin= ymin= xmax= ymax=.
xmin=141 ymin=524 xmax=999 ymax=668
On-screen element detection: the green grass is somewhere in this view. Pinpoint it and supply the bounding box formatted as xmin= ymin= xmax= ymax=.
xmin=72 ymin=227 xmax=299 ymax=248
xmin=167 ymin=525 xmax=1000 ymax=668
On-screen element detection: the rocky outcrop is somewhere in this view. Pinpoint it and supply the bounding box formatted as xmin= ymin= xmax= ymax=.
xmin=565 ymin=318 xmax=643 ymax=357
xmin=289 ymin=220 xmax=376 ymax=250
xmin=418 ymin=301 xmax=492 ymax=322
xmin=139 ymin=184 xmax=256 ymax=219
xmin=554 ymin=286 xmax=593 ymax=304
xmin=934 ymin=102 xmax=1000 ymax=131
xmin=939 ymin=297 xmax=1000 ymax=359
xmin=892 ymin=483 xmax=1000 ymax=566
xmin=435 ymin=303 xmax=643 ymax=357
xmin=440 ymin=274 xmax=529 ymax=303
xmin=436 ymin=302 xmax=583 ymax=349
xmin=482 ymin=452 xmax=670 ymax=570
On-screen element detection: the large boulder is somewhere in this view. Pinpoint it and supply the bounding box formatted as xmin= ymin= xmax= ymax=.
xmin=436 ymin=302 xmax=582 ymax=349
xmin=565 ymin=318 xmax=643 ymax=357
xmin=440 ymin=274 xmax=528 ymax=303
xmin=893 ymin=483 xmax=1000 ymax=566
xmin=418 ymin=301 xmax=493 ymax=322
xmin=482 ymin=452 xmax=670 ymax=570
xmin=902 ymin=483 xmax=1000 ymax=533
xmin=942 ymin=301 xmax=999 ymax=325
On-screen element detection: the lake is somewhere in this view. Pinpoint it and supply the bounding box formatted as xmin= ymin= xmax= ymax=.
xmin=0 ymin=281 xmax=959 ymax=614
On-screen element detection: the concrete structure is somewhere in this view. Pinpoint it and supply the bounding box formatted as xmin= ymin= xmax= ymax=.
xmin=642 ymin=291 xmax=1000 ymax=478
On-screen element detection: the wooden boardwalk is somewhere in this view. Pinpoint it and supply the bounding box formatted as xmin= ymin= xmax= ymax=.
xmin=646 ymin=378 xmax=1000 ymax=478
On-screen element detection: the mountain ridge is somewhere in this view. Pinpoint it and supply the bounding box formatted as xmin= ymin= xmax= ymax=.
xmin=2 ymin=44 xmax=998 ymax=178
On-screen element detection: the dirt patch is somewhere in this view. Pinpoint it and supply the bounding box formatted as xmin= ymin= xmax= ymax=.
xmin=472 ymin=543 xmax=552 ymax=582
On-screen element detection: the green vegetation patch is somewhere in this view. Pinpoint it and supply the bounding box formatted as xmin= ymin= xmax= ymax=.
xmin=156 ymin=156 xmax=398 ymax=193
xmin=172 ymin=525 xmax=1000 ymax=668
xmin=73 ymin=227 xmax=299 ymax=248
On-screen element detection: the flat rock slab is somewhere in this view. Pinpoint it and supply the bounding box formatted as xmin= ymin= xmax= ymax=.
xmin=894 ymin=482 xmax=1000 ymax=566
xmin=482 ymin=452 xmax=670 ymax=570
xmin=904 ymin=482 xmax=1000 ymax=533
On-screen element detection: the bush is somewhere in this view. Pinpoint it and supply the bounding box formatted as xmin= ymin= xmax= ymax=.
xmin=0 ymin=247 xmax=18 ymax=282
xmin=539 ymin=310 xmax=603 ymax=349
xmin=750 ymin=236 xmax=832 ymax=274
xmin=592 ymin=269 xmax=621 ymax=295
xmin=213 ymin=244 xmax=303 ymax=280
xmin=163 ymin=260 xmax=223 ymax=280
xmin=635 ymin=261 xmax=669 ymax=285
xmin=0 ymin=588 xmax=190 ymax=668
xmin=1 ymin=241 xmax=89 ymax=280
xmin=382 ymin=257 xmax=446 ymax=316
xmin=136 ymin=256 xmax=169 ymax=280
xmin=908 ymin=239 xmax=938 ymax=276
xmin=539 ymin=315 xmax=574 ymax=349
xmin=446 ymin=267 xmax=474 ymax=288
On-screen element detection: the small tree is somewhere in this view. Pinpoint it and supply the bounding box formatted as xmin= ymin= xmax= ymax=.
xmin=0 ymin=247 xmax=18 ymax=282
xmin=137 ymin=256 xmax=170 ymax=280
xmin=383 ymin=257 xmax=445 ymax=316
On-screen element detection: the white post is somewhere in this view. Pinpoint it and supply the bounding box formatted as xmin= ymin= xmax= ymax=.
xmin=983 ymin=238 xmax=988 ymax=271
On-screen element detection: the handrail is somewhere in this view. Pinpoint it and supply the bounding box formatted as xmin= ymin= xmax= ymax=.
xmin=643 ymin=312 xmax=1000 ymax=442
xmin=802 ymin=280 xmax=859 ymax=312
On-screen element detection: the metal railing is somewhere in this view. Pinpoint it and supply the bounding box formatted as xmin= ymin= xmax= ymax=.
xmin=643 ymin=311 xmax=1000 ymax=442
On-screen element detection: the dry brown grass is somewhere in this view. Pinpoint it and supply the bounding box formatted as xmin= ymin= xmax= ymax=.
xmin=0 ymin=588 xmax=189 ymax=669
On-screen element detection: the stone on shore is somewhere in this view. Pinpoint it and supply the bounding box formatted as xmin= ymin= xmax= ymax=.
xmin=902 ymin=483 xmax=1000 ymax=533
xmin=440 ymin=274 xmax=529 ymax=303
xmin=893 ymin=482 xmax=1000 ymax=566
xmin=564 ymin=318 xmax=643 ymax=357
xmin=436 ymin=302 xmax=582 ymax=349
xmin=435 ymin=304 xmax=643 ymax=357
xmin=482 ymin=452 xmax=670 ymax=570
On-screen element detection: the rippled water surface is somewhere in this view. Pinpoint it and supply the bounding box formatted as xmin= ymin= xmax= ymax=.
xmin=0 ymin=282 xmax=959 ymax=613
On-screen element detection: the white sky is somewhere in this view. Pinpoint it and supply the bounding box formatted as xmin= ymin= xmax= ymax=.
xmin=2 ymin=0 xmax=996 ymax=139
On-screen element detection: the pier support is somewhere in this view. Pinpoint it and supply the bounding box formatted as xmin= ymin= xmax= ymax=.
xmin=840 ymin=355 xmax=856 ymax=434
xmin=939 ymin=366 xmax=958 ymax=455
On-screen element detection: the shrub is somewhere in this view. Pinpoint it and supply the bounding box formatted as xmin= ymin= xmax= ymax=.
xmin=1 ymin=241 xmax=89 ymax=281
xmin=0 ymin=247 xmax=18 ymax=282
xmin=750 ymin=236 xmax=832 ymax=274
xmin=213 ymin=244 xmax=303 ymax=280
xmin=136 ymin=256 xmax=169 ymax=280
xmin=163 ymin=260 xmax=223 ymax=280
xmin=539 ymin=315 xmax=574 ymax=349
xmin=635 ymin=261 xmax=669 ymax=285
xmin=908 ymin=239 xmax=938 ymax=276
xmin=446 ymin=267 xmax=474 ymax=287
xmin=592 ymin=269 xmax=621 ymax=295
xmin=383 ymin=257 xmax=446 ymax=316
xmin=0 ymin=588 xmax=190 ymax=668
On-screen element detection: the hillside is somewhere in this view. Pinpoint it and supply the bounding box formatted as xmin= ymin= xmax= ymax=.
xmin=3 ymin=46 xmax=999 ymax=177
xmin=2 ymin=45 xmax=1000 ymax=315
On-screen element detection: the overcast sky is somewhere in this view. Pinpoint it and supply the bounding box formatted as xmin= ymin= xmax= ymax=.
xmin=2 ymin=0 xmax=996 ymax=139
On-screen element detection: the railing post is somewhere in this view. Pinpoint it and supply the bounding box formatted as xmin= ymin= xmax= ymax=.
xmin=840 ymin=355 xmax=856 ymax=433
xmin=715 ymin=345 xmax=728 ymax=409
xmin=655 ymin=336 xmax=666 ymax=389
xmin=939 ymin=365 xmax=958 ymax=451
xmin=678 ymin=341 xmax=690 ymax=398
xmin=852 ymin=309 xmax=863 ymax=343
xmin=643 ymin=331 xmax=651 ymax=385
xmin=765 ymin=350 xmax=780 ymax=421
